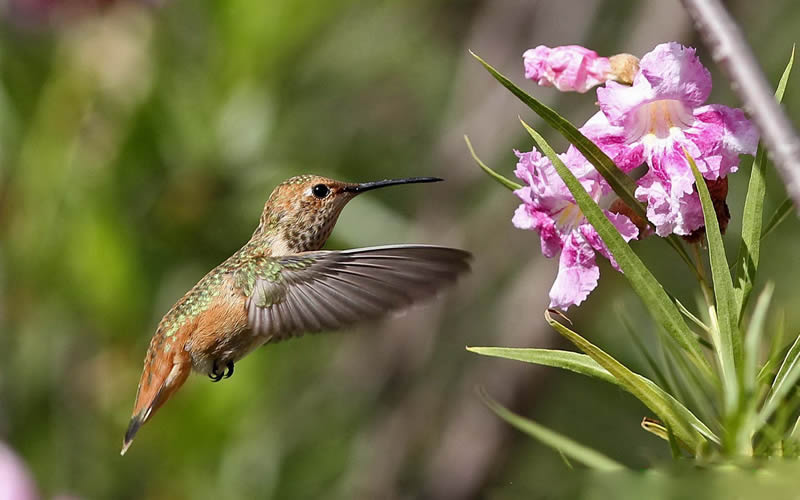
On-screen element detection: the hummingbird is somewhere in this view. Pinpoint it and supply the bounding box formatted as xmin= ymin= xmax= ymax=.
xmin=121 ymin=174 xmax=471 ymax=455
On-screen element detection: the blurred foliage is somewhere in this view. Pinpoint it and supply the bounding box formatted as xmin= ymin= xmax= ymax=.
xmin=1 ymin=0 xmax=799 ymax=498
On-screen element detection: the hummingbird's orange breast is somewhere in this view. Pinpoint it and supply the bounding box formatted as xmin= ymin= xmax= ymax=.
xmin=127 ymin=274 xmax=250 ymax=447
xmin=184 ymin=274 xmax=252 ymax=374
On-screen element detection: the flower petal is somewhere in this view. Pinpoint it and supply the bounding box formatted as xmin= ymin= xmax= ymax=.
xmin=638 ymin=42 xmax=711 ymax=108
xmin=596 ymin=80 xmax=652 ymax=127
xmin=579 ymin=212 xmax=639 ymax=271
xmin=549 ymin=232 xmax=600 ymax=310
xmin=597 ymin=42 xmax=711 ymax=129
xmin=687 ymin=104 xmax=759 ymax=179
xmin=635 ymin=172 xmax=705 ymax=236
xmin=512 ymin=202 xmax=563 ymax=258
xmin=646 ymin=138 xmax=696 ymax=197
xmin=578 ymin=111 xmax=645 ymax=172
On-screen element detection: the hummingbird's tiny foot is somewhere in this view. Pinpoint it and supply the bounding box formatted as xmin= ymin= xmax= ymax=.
xmin=209 ymin=359 xmax=225 ymax=382
xmin=224 ymin=360 xmax=234 ymax=379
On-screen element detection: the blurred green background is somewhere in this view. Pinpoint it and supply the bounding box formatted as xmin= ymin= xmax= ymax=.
xmin=1 ymin=0 xmax=799 ymax=498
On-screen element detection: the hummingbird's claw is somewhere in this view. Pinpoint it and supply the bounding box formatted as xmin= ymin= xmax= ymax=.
xmin=209 ymin=359 xmax=234 ymax=382
xmin=209 ymin=360 xmax=224 ymax=382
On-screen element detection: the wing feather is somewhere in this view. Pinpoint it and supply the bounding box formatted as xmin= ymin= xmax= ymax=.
xmin=288 ymin=282 xmax=325 ymax=331
xmin=241 ymin=245 xmax=470 ymax=341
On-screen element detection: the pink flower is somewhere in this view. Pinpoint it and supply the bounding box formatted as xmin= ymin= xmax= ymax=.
xmin=512 ymin=148 xmax=638 ymax=309
xmin=585 ymin=42 xmax=758 ymax=236
xmin=523 ymin=45 xmax=612 ymax=93
xmin=0 ymin=443 xmax=38 ymax=500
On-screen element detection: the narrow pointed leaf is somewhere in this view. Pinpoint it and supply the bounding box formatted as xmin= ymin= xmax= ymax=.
xmin=464 ymin=135 xmax=522 ymax=191
xmin=734 ymin=47 xmax=794 ymax=314
xmin=789 ymin=413 xmax=800 ymax=443
xmin=521 ymin=120 xmax=712 ymax=378
xmin=545 ymin=310 xmax=718 ymax=448
xmin=641 ymin=417 xmax=671 ymax=442
xmin=674 ymin=297 xmax=712 ymax=337
xmin=740 ymin=285 xmax=774 ymax=441
xmin=744 ymin=284 xmax=774 ymax=395
xmin=761 ymin=197 xmax=793 ymax=241
xmin=478 ymin=388 xmax=625 ymax=470
xmin=469 ymin=345 xmax=719 ymax=446
xmin=756 ymin=310 xmax=786 ymax=386
xmin=467 ymin=347 xmax=617 ymax=385
xmin=757 ymin=358 xmax=777 ymax=387
xmin=470 ymin=50 xmax=698 ymax=277
xmin=661 ymin=331 xmax=721 ymax=430
xmin=758 ymin=331 xmax=800 ymax=431
xmin=734 ymin=145 xmax=767 ymax=314
xmin=688 ymin=153 xmax=741 ymax=410
xmin=641 ymin=418 xmax=687 ymax=458
xmin=619 ymin=314 xmax=676 ymax=395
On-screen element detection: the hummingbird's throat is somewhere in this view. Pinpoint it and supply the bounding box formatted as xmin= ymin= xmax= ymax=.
xmin=273 ymin=209 xmax=341 ymax=254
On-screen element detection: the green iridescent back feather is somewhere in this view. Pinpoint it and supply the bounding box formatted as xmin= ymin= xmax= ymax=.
xmin=146 ymin=238 xmax=284 ymax=371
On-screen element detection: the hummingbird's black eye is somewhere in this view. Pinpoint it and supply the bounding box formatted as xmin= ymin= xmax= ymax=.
xmin=311 ymin=184 xmax=330 ymax=199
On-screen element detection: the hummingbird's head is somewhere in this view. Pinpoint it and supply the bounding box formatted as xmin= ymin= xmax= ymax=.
xmin=253 ymin=174 xmax=442 ymax=254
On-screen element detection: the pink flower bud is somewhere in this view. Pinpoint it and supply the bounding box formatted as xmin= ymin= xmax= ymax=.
xmin=523 ymin=45 xmax=612 ymax=93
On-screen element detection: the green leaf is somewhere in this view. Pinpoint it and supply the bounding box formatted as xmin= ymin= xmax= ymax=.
xmin=739 ymin=284 xmax=774 ymax=447
xmin=664 ymin=335 xmax=722 ymax=433
xmin=640 ymin=418 xmax=685 ymax=458
xmin=789 ymin=413 xmax=800 ymax=443
xmin=755 ymin=309 xmax=785 ymax=389
xmin=734 ymin=46 xmax=794 ymax=315
xmin=761 ymin=197 xmax=793 ymax=241
xmin=641 ymin=417 xmax=670 ymax=442
xmin=464 ymin=135 xmax=522 ymax=191
xmin=470 ymin=50 xmax=698 ymax=278
xmin=545 ymin=310 xmax=718 ymax=449
xmin=520 ymin=119 xmax=713 ymax=379
xmin=687 ymin=153 xmax=741 ymax=413
xmin=734 ymin=147 xmax=767 ymax=314
xmin=618 ymin=312 xmax=677 ymax=396
xmin=468 ymin=344 xmax=719 ymax=447
xmin=758 ymin=330 xmax=800 ymax=432
xmin=467 ymin=347 xmax=617 ymax=385
xmin=744 ymin=284 xmax=774 ymax=396
xmin=674 ymin=297 xmax=712 ymax=338
xmin=478 ymin=387 xmax=626 ymax=470
xmin=760 ymin=311 xmax=786 ymax=387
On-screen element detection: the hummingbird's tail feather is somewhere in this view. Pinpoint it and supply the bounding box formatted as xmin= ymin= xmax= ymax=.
xmin=121 ymin=344 xmax=191 ymax=455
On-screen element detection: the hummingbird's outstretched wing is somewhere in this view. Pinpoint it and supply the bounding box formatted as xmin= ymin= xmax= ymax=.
xmin=237 ymin=244 xmax=471 ymax=341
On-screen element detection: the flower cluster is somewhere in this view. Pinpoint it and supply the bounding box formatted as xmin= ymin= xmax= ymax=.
xmin=512 ymin=147 xmax=638 ymax=309
xmin=514 ymin=42 xmax=758 ymax=309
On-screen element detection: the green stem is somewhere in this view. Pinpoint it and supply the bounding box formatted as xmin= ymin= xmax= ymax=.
xmin=692 ymin=243 xmax=715 ymax=306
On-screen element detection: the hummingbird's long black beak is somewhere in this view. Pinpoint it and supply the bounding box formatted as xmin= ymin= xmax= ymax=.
xmin=344 ymin=177 xmax=443 ymax=194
